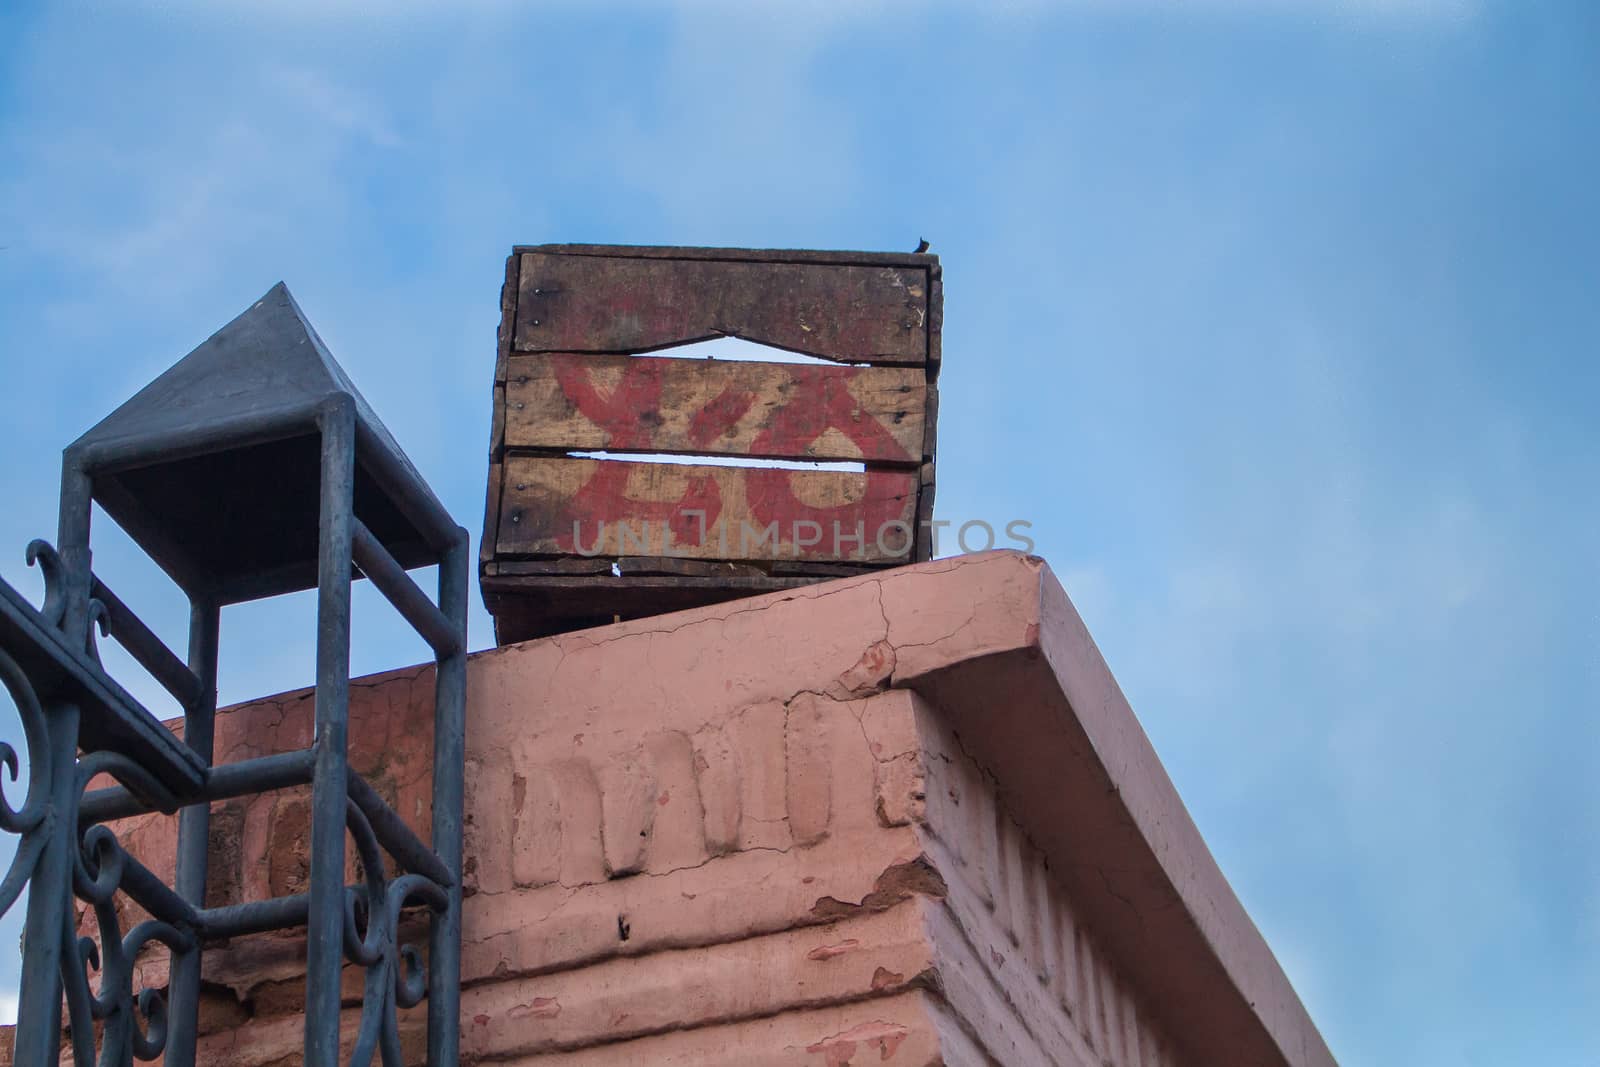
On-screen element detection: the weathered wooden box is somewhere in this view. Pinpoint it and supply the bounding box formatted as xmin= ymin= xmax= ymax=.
xmin=480 ymin=244 xmax=941 ymax=643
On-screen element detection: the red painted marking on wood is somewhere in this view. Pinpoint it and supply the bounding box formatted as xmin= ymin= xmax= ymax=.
xmin=743 ymin=364 xmax=913 ymax=548
xmin=537 ymin=355 xmax=915 ymax=560
xmin=548 ymin=358 xmax=725 ymax=548
xmin=751 ymin=366 xmax=908 ymax=461
xmin=744 ymin=464 xmax=908 ymax=556
xmin=554 ymin=462 xmax=723 ymax=553
xmin=550 ymin=357 xmax=664 ymax=449
xmin=688 ymin=381 xmax=758 ymax=448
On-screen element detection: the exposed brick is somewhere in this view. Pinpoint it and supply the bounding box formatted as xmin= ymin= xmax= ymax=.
xmin=784 ymin=694 xmax=834 ymax=847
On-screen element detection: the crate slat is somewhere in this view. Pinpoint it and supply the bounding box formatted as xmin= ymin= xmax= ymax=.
xmin=497 ymin=455 xmax=918 ymax=564
xmin=503 ymin=353 xmax=925 ymax=465
xmin=514 ymin=252 xmax=929 ymax=364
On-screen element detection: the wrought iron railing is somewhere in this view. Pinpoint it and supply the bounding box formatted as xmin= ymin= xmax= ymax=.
xmin=0 ymin=283 xmax=468 ymax=1066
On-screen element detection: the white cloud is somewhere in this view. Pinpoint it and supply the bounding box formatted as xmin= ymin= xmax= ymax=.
xmin=269 ymin=67 xmax=403 ymax=148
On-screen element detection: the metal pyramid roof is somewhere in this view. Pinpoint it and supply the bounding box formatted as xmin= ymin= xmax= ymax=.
xmin=70 ymin=281 xmax=409 ymax=468
xmin=63 ymin=283 xmax=449 ymax=602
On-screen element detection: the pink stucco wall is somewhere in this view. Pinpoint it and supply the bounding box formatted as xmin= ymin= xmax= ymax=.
xmin=10 ymin=551 xmax=1335 ymax=1066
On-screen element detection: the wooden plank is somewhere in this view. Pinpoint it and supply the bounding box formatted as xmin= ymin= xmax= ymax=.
xmin=503 ymin=354 xmax=925 ymax=465
xmin=515 ymin=252 xmax=929 ymax=364
xmin=488 ymin=380 xmax=507 ymax=457
xmin=495 ymin=251 xmax=519 ymax=383
xmin=488 ymin=557 xmax=886 ymax=579
xmin=616 ymin=556 xmax=770 ymax=578
xmin=485 ymin=558 xmax=616 ymax=576
xmin=480 ymin=459 xmax=505 ymax=566
xmin=515 ymin=243 xmax=940 ymax=269
xmin=915 ymin=460 xmax=937 ymax=560
xmin=766 ymin=560 xmax=881 ymax=578
xmin=483 ymin=573 xmax=824 ymax=643
xmin=497 ymin=456 xmax=918 ymax=564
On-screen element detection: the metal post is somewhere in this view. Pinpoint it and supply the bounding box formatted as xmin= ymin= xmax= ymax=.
xmin=306 ymin=399 xmax=356 ymax=1067
xmin=427 ymin=529 xmax=469 ymax=1066
xmin=54 ymin=462 xmax=93 ymax=645
xmin=165 ymin=596 xmax=220 ymax=1067
xmin=11 ymin=701 xmax=79 ymax=1067
xmin=15 ymin=460 xmax=100 ymax=1066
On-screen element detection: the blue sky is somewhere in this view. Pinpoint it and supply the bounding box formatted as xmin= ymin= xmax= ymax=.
xmin=1 ymin=1 xmax=1596 ymax=1062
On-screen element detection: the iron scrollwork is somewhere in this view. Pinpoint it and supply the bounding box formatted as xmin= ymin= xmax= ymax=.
xmin=3 ymin=536 xmax=462 ymax=1065
xmin=64 ymin=751 xmax=194 ymax=1067
xmin=0 ymin=645 xmax=51 ymax=917
xmin=1 ymin=542 xmax=197 ymax=1066
xmin=344 ymin=800 xmax=447 ymax=1067
xmin=0 ymin=542 xmax=68 ymax=916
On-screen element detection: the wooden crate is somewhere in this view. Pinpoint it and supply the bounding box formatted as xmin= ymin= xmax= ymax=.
xmin=480 ymin=244 xmax=941 ymax=643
